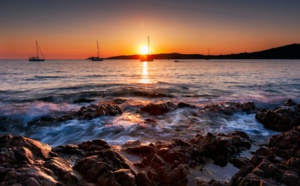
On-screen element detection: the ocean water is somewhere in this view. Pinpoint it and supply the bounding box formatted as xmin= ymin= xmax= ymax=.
xmin=1 ymin=59 xmax=299 ymax=147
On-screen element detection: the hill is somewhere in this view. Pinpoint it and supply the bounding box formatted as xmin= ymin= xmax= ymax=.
xmin=105 ymin=43 xmax=300 ymax=60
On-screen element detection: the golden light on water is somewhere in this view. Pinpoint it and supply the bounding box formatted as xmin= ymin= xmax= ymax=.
xmin=139 ymin=62 xmax=150 ymax=84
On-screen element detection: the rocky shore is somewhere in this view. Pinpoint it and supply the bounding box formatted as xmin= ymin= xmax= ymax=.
xmin=1 ymin=99 xmax=299 ymax=186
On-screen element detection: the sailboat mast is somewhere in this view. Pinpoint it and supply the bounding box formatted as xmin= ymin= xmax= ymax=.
xmin=97 ymin=40 xmax=99 ymax=58
xmin=147 ymin=36 xmax=150 ymax=55
xmin=36 ymin=40 xmax=39 ymax=58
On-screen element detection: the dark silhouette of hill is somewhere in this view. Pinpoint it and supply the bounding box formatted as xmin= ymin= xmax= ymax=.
xmin=218 ymin=43 xmax=300 ymax=59
xmin=104 ymin=43 xmax=300 ymax=60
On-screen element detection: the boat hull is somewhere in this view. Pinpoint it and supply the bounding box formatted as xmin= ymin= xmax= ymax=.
xmin=140 ymin=55 xmax=154 ymax=62
xmin=29 ymin=58 xmax=45 ymax=62
xmin=90 ymin=57 xmax=103 ymax=61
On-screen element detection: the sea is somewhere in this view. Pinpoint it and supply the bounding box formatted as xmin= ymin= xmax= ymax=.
xmin=1 ymin=59 xmax=300 ymax=147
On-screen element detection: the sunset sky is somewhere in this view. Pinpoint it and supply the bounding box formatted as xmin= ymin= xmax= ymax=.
xmin=1 ymin=0 xmax=299 ymax=59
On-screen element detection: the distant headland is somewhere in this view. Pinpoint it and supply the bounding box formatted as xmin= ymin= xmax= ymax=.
xmin=104 ymin=43 xmax=300 ymax=60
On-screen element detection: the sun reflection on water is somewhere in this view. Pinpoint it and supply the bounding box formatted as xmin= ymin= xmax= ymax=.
xmin=139 ymin=62 xmax=151 ymax=84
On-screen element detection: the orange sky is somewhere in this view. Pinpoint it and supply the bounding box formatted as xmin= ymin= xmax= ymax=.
xmin=0 ymin=0 xmax=299 ymax=59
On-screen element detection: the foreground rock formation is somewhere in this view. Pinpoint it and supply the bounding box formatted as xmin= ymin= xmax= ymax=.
xmin=0 ymin=130 xmax=251 ymax=186
xmin=256 ymin=99 xmax=300 ymax=131
xmin=230 ymin=125 xmax=300 ymax=186
xmin=2 ymin=126 xmax=298 ymax=186
xmin=1 ymin=99 xmax=299 ymax=185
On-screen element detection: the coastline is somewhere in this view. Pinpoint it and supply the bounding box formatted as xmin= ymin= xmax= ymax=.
xmin=1 ymin=99 xmax=299 ymax=185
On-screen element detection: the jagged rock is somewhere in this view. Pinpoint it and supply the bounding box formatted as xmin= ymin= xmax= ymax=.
xmin=29 ymin=103 xmax=123 ymax=125
xmin=199 ymin=101 xmax=256 ymax=115
xmin=189 ymin=131 xmax=252 ymax=166
xmin=177 ymin=102 xmax=196 ymax=108
xmin=140 ymin=102 xmax=177 ymax=116
xmin=230 ymin=156 xmax=250 ymax=169
xmin=0 ymin=135 xmax=79 ymax=185
xmin=73 ymin=97 xmax=95 ymax=103
xmin=256 ymin=99 xmax=300 ymax=131
xmin=230 ymin=126 xmax=300 ymax=186
xmin=76 ymin=104 xmax=123 ymax=119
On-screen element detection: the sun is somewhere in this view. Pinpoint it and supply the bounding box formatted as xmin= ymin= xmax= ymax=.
xmin=140 ymin=45 xmax=149 ymax=55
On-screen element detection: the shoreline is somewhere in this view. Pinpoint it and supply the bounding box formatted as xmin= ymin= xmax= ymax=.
xmin=1 ymin=99 xmax=299 ymax=185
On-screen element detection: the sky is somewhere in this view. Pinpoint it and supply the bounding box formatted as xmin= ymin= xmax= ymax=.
xmin=0 ymin=0 xmax=300 ymax=59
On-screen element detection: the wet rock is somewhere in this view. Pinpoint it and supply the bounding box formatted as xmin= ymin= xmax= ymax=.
xmin=113 ymin=98 xmax=127 ymax=104
xmin=230 ymin=156 xmax=250 ymax=169
xmin=284 ymin=99 xmax=297 ymax=106
xmin=124 ymin=131 xmax=251 ymax=185
xmin=189 ymin=131 xmax=252 ymax=166
xmin=140 ymin=102 xmax=177 ymax=115
xmin=0 ymin=135 xmax=52 ymax=160
xmin=0 ymin=135 xmax=78 ymax=185
xmin=199 ymin=102 xmax=256 ymax=115
xmin=73 ymin=97 xmax=95 ymax=103
xmin=230 ymin=126 xmax=300 ymax=186
xmin=114 ymin=169 xmax=136 ymax=186
xmin=73 ymin=147 xmax=137 ymax=185
xmin=195 ymin=178 xmax=227 ymax=186
xmin=125 ymin=145 xmax=155 ymax=156
xmin=256 ymin=99 xmax=300 ymax=131
xmin=76 ymin=103 xmax=123 ymax=119
xmin=177 ymin=102 xmax=196 ymax=108
xmin=29 ymin=103 xmax=123 ymax=125
xmin=121 ymin=140 xmax=142 ymax=148
xmin=268 ymin=125 xmax=300 ymax=159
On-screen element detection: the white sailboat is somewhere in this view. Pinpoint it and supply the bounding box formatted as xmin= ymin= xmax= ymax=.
xmin=29 ymin=41 xmax=45 ymax=62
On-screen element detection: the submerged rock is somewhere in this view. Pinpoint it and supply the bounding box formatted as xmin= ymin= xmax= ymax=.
xmin=140 ymin=102 xmax=177 ymax=116
xmin=29 ymin=103 xmax=123 ymax=125
xmin=256 ymin=99 xmax=300 ymax=131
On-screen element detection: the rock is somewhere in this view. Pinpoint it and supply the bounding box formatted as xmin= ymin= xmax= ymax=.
xmin=114 ymin=169 xmax=136 ymax=186
xmin=73 ymin=97 xmax=95 ymax=103
xmin=77 ymin=104 xmax=123 ymax=119
xmin=230 ymin=126 xmax=300 ymax=186
xmin=140 ymin=102 xmax=177 ymax=116
xmin=125 ymin=145 xmax=155 ymax=156
xmin=199 ymin=102 xmax=256 ymax=115
xmin=113 ymin=98 xmax=127 ymax=104
xmin=29 ymin=103 xmax=123 ymax=125
xmin=268 ymin=125 xmax=300 ymax=159
xmin=256 ymin=99 xmax=300 ymax=131
xmin=230 ymin=156 xmax=250 ymax=169
xmin=177 ymin=102 xmax=196 ymax=108
xmin=189 ymin=131 xmax=252 ymax=166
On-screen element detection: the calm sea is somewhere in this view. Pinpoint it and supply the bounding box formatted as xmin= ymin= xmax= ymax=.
xmin=1 ymin=59 xmax=299 ymax=146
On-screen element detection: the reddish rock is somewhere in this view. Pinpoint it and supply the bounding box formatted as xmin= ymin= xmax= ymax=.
xmin=256 ymin=99 xmax=300 ymax=131
xmin=230 ymin=126 xmax=300 ymax=186
xmin=140 ymin=102 xmax=177 ymax=116
xmin=200 ymin=102 xmax=256 ymax=115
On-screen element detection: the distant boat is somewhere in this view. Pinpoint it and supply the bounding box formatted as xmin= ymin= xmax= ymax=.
xmin=29 ymin=41 xmax=45 ymax=62
xmin=90 ymin=40 xmax=103 ymax=61
xmin=140 ymin=36 xmax=154 ymax=62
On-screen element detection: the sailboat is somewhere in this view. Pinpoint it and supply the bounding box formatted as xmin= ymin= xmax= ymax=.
xmin=29 ymin=41 xmax=45 ymax=62
xmin=140 ymin=36 xmax=154 ymax=62
xmin=90 ymin=40 xmax=103 ymax=61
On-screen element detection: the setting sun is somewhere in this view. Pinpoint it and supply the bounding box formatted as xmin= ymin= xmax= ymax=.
xmin=140 ymin=45 xmax=149 ymax=55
